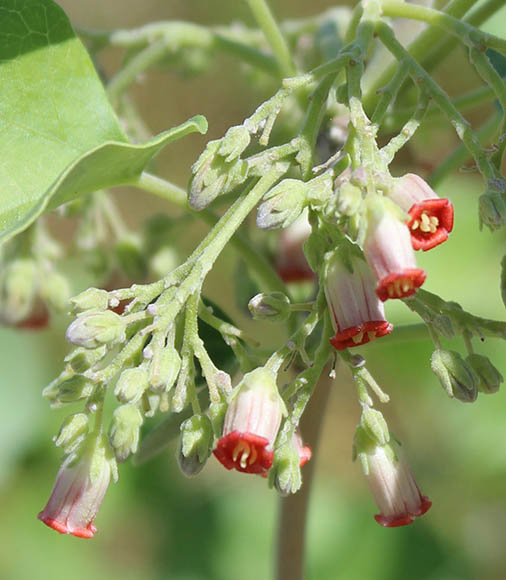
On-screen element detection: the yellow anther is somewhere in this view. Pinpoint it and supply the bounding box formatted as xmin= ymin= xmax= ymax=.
xmin=367 ymin=331 xmax=377 ymax=341
xmin=411 ymin=220 xmax=419 ymax=230
xmin=352 ymin=331 xmax=364 ymax=344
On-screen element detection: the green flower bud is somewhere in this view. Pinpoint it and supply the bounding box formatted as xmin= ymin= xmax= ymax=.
xmin=65 ymin=345 xmax=107 ymax=374
xmin=207 ymin=401 xmax=227 ymax=437
xmin=190 ymin=140 xmax=248 ymax=210
xmin=54 ymin=413 xmax=89 ymax=453
xmin=0 ymin=259 xmax=37 ymax=324
xmin=149 ymin=246 xmax=179 ymax=279
xmin=66 ymin=310 xmax=126 ymax=349
xmin=479 ymin=185 xmax=506 ymax=231
xmin=337 ymin=182 xmax=363 ymax=216
xmin=177 ymin=414 xmax=213 ymax=477
xmin=149 ymin=345 xmax=181 ymax=393
xmin=248 ymin=292 xmax=291 ymax=322
xmin=218 ymin=125 xmax=251 ymax=162
xmin=109 ymin=405 xmax=143 ymax=462
xmin=361 ymin=408 xmax=390 ymax=446
xmin=115 ymin=233 xmax=147 ymax=281
xmin=271 ymin=443 xmax=302 ymax=496
xmin=142 ymin=391 xmax=161 ymax=417
xmin=303 ymin=229 xmax=326 ymax=272
xmin=70 ymin=288 xmax=109 ymax=313
xmin=430 ymin=349 xmax=478 ymax=403
xmin=49 ymin=375 xmax=95 ymax=406
xmin=114 ymin=367 xmax=150 ymax=404
xmin=40 ymin=271 xmax=71 ymax=312
xmin=256 ymin=179 xmax=306 ymax=230
xmin=466 ymin=354 xmax=503 ymax=394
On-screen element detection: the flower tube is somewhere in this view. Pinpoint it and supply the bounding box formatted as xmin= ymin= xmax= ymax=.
xmin=355 ymin=427 xmax=431 ymax=527
xmin=213 ymin=367 xmax=286 ymax=475
xmin=363 ymin=196 xmax=426 ymax=301
xmin=389 ymin=173 xmax=454 ymax=251
xmin=38 ymin=438 xmax=113 ymax=538
xmin=324 ymin=250 xmax=393 ymax=349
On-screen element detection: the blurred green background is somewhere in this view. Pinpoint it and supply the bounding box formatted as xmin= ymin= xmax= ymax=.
xmin=1 ymin=1 xmax=506 ymax=580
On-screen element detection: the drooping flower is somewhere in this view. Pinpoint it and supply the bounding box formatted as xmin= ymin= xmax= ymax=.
xmin=292 ymin=429 xmax=312 ymax=468
xmin=389 ymin=174 xmax=454 ymax=251
xmin=355 ymin=427 xmax=431 ymax=527
xmin=213 ymin=367 xmax=286 ymax=475
xmin=37 ymin=438 xmax=114 ymax=538
xmin=324 ymin=250 xmax=393 ymax=349
xmin=275 ymin=213 xmax=315 ymax=283
xmin=363 ymin=196 xmax=426 ymax=301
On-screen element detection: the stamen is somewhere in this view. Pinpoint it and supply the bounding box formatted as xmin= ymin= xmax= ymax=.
xmin=367 ymin=331 xmax=377 ymax=341
xmin=233 ymin=440 xmax=250 ymax=464
xmin=249 ymin=446 xmax=258 ymax=465
xmin=240 ymin=449 xmax=250 ymax=469
xmin=411 ymin=220 xmax=419 ymax=230
xmin=352 ymin=331 xmax=364 ymax=344
xmin=402 ymin=280 xmax=412 ymax=293
xmin=419 ymin=212 xmax=431 ymax=233
xmin=388 ymin=285 xmax=395 ymax=298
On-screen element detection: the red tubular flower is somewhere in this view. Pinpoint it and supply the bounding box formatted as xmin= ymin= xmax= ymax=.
xmin=213 ymin=368 xmax=286 ymax=475
xmin=364 ymin=197 xmax=426 ymax=301
xmin=389 ymin=173 xmax=454 ymax=251
xmin=356 ymin=430 xmax=431 ymax=527
xmin=275 ymin=214 xmax=315 ymax=283
xmin=324 ymin=251 xmax=393 ymax=349
xmin=38 ymin=439 xmax=112 ymax=538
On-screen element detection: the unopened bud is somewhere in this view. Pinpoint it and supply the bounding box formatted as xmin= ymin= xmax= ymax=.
xmin=207 ymin=401 xmax=227 ymax=436
xmin=361 ymin=408 xmax=390 ymax=446
xmin=41 ymin=271 xmax=71 ymax=311
xmin=109 ymin=405 xmax=143 ymax=462
xmin=51 ymin=375 xmax=95 ymax=406
xmin=149 ymin=346 xmax=181 ymax=393
xmin=177 ymin=414 xmax=213 ymax=477
xmin=190 ymin=140 xmax=248 ymax=210
xmin=114 ymin=367 xmax=150 ymax=404
xmin=149 ymin=247 xmax=179 ymax=279
xmin=66 ymin=310 xmax=126 ymax=349
xmin=218 ymin=125 xmax=251 ymax=162
xmin=0 ymin=259 xmax=37 ymax=324
xmin=466 ymin=354 xmax=503 ymax=394
xmin=479 ymin=186 xmax=506 ymax=231
xmin=271 ymin=443 xmax=302 ymax=495
xmin=70 ymin=288 xmax=109 ymax=313
xmin=248 ymin=292 xmax=291 ymax=322
xmin=65 ymin=345 xmax=107 ymax=374
xmin=431 ymin=349 xmax=478 ymax=402
xmin=336 ymin=182 xmax=363 ymax=216
xmin=256 ymin=179 xmax=307 ymax=230
xmin=54 ymin=413 xmax=89 ymax=453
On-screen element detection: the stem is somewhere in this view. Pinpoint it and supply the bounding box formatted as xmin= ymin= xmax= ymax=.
xmin=380 ymin=90 xmax=430 ymax=164
xmin=106 ymin=23 xmax=279 ymax=101
xmin=377 ymin=22 xmax=498 ymax=183
xmin=380 ymin=0 xmax=506 ymax=54
xmin=276 ymin=363 xmax=334 ymax=580
xmin=362 ymin=0 xmax=479 ymax=112
xmin=245 ymin=0 xmax=296 ymax=77
xmin=107 ymin=38 xmax=169 ymax=103
xmin=371 ymin=59 xmax=411 ymax=127
xmin=132 ymin=172 xmax=287 ymax=293
xmin=429 ymin=112 xmax=500 ymax=187
xmin=419 ymin=0 xmax=506 ymax=75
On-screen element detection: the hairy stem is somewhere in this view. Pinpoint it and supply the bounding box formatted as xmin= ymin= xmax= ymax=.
xmin=246 ymin=0 xmax=296 ymax=77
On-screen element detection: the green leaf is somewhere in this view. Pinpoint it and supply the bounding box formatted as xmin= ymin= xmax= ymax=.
xmin=0 ymin=0 xmax=207 ymax=244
